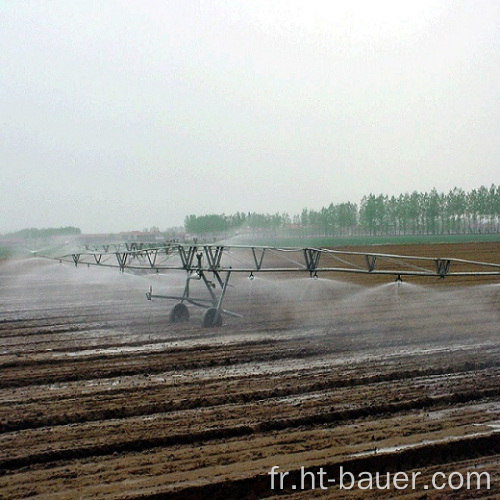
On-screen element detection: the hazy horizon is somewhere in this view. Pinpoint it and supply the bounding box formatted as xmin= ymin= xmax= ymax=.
xmin=1 ymin=1 xmax=499 ymax=234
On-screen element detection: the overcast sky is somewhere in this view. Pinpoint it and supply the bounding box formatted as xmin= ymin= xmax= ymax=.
xmin=1 ymin=0 xmax=499 ymax=233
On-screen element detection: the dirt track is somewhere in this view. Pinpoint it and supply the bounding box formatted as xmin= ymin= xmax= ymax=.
xmin=0 ymin=242 xmax=499 ymax=498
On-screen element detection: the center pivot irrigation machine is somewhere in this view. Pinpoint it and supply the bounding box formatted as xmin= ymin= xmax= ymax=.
xmin=41 ymin=243 xmax=500 ymax=327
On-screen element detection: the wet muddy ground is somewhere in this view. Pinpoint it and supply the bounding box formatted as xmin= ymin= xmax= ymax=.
xmin=0 ymin=242 xmax=499 ymax=498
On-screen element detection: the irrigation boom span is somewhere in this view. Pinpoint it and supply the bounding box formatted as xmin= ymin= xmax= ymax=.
xmin=41 ymin=243 xmax=500 ymax=327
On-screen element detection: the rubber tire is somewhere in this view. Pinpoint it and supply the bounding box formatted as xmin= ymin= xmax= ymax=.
xmin=202 ymin=307 xmax=222 ymax=328
xmin=170 ymin=303 xmax=190 ymax=323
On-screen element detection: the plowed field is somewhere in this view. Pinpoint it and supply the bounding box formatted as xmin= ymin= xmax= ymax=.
xmin=0 ymin=242 xmax=499 ymax=498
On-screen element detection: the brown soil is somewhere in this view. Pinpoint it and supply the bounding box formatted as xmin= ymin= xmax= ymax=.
xmin=0 ymin=242 xmax=499 ymax=499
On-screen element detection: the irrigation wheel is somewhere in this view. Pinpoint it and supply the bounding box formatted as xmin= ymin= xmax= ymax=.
xmin=169 ymin=303 xmax=190 ymax=323
xmin=202 ymin=307 xmax=223 ymax=328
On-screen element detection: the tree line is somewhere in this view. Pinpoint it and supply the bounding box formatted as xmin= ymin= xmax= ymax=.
xmin=184 ymin=185 xmax=500 ymax=237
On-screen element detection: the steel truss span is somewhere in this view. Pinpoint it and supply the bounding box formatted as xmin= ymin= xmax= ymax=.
xmin=40 ymin=244 xmax=500 ymax=328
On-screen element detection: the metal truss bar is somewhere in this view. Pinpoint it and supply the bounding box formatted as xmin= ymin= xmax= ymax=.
xmin=251 ymin=247 xmax=266 ymax=270
xmin=304 ymin=248 xmax=322 ymax=276
xmin=324 ymin=253 xmax=365 ymax=271
xmin=179 ymin=246 xmax=198 ymax=270
xmin=182 ymin=270 xmax=197 ymax=301
xmin=66 ymin=244 xmax=500 ymax=270
xmin=267 ymin=248 xmax=304 ymax=268
xmin=115 ymin=252 xmax=128 ymax=272
xmin=198 ymin=270 xmax=218 ymax=304
xmin=209 ymin=269 xmax=225 ymax=289
xmin=44 ymin=244 xmax=500 ymax=279
xmin=216 ymin=271 xmax=232 ymax=312
xmin=145 ymin=249 xmax=158 ymax=269
xmin=436 ymin=258 xmax=451 ymax=277
xmin=380 ymin=255 xmax=433 ymax=274
xmin=204 ymin=245 xmax=224 ymax=270
xmin=365 ymin=255 xmax=377 ymax=272
xmin=320 ymin=248 xmax=500 ymax=270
